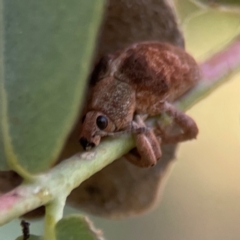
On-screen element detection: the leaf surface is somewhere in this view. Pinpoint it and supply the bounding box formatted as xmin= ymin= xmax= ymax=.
xmin=16 ymin=235 xmax=42 ymax=240
xmin=0 ymin=0 xmax=105 ymax=174
xmin=56 ymin=215 xmax=104 ymax=240
xmin=191 ymin=0 xmax=240 ymax=12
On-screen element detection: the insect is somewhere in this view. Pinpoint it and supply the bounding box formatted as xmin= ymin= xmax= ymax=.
xmin=79 ymin=41 xmax=200 ymax=167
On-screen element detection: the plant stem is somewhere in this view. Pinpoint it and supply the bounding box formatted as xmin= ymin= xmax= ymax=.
xmin=44 ymin=197 xmax=66 ymax=240
xmin=0 ymin=135 xmax=135 ymax=225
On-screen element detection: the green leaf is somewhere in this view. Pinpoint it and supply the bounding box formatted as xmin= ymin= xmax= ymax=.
xmin=0 ymin=0 xmax=106 ymax=174
xmin=174 ymin=0 xmax=200 ymax=22
xmin=184 ymin=9 xmax=240 ymax=60
xmin=0 ymin=126 xmax=8 ymax=170
xmin=191 ymin=0 xmax=240 ymax=11
xmin=16 ymin=235 xmax=42 ymax=240
xmin=56 ymin=215 xmax=104 ymax=240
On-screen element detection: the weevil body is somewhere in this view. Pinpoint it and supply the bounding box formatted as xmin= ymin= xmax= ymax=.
xmin=79 ymin=42 xmax=200 ymax=167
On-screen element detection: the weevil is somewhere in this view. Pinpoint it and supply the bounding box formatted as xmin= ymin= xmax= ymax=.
xmin=79 ymin=42 xmax=200 ymax=167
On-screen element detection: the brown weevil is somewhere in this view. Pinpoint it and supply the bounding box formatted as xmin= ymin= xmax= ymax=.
xmin=79 ymin=41 xmax=200 ymax=167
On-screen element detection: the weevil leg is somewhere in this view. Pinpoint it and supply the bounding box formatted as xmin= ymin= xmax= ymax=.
xmin=125 ymin=115 xmax=162 ymax=168
xmin=155 ymin=102 xmax=198 ymax=144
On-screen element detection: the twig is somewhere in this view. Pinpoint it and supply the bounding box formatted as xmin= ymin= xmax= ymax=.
xmin=20 ymin=220 xmax=30 ymax=240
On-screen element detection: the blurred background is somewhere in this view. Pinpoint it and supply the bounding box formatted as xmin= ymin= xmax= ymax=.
xmin=1 ymin=0 xmax=240 ymax=239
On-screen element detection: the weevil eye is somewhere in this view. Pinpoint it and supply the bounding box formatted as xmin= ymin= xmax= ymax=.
xmin=96 ymin=116 xmax=108 ymax=130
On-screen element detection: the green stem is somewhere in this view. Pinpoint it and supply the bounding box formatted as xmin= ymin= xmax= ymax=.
xmin=44 ymin=197 xmax=66 ymax=240
xmin=0 ymin=135 xmax=135 ymax=225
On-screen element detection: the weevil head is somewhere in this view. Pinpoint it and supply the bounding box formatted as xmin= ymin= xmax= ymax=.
xmin=79 ymin=111 xmax=116 ymax=150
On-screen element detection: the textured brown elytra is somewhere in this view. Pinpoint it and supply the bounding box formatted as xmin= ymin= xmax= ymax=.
xmin=79 ymin=41 xmax=200 ymax=167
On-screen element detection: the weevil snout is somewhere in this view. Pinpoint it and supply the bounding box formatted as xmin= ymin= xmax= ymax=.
xmin=79 ymin=137 xmax=96 ymax=151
